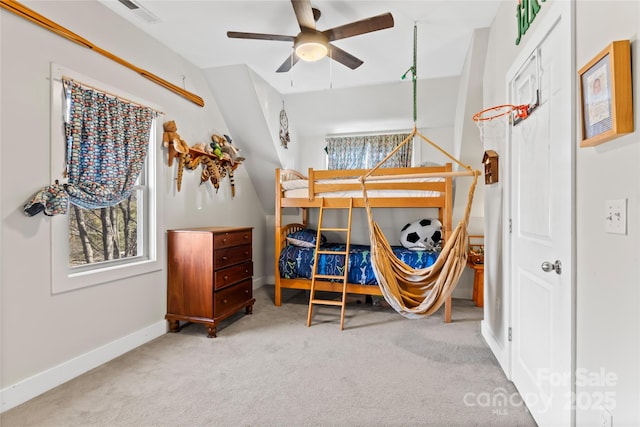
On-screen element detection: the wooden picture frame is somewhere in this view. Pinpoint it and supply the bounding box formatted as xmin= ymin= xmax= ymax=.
xmin=579 ymin=40 xmax=633 ymax=147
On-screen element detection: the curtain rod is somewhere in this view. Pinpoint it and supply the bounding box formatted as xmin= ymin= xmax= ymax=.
xmin=61 ymin=76 xmax=164 ymax=115
xmin=325 ymin=129 xmax=413 ymax=138
xmin=0 ymin=0 xmax=205 ymax=108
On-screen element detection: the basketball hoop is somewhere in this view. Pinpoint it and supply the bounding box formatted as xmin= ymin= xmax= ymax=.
xmin=472 ymin=104 xmax=530 ymax=123
xmin=473 ymin=104 xmax=529 ymax=148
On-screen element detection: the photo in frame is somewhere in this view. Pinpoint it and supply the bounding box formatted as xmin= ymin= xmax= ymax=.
xmin=579 ymin=40 xmax=633 ymax=147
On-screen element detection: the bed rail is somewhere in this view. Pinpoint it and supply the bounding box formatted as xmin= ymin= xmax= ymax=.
xmin=307 ymin=166 xmax=450 ymax=198
xmin=279 ymin=169 xmax=307 ymax=182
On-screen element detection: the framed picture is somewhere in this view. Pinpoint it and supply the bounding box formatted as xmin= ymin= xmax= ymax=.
xmin=579 ymin=40 xmax=633 ymax=147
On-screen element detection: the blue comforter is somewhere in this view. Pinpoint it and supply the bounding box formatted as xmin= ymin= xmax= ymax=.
xmin=278 ymin=243 xmax=439 ymax=285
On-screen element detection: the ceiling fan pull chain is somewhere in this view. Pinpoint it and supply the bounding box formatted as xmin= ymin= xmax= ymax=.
xmin=329 ymin=48 xmax=333 ymax=89
xmin=290 ymin=49 xmax=294 ymax=87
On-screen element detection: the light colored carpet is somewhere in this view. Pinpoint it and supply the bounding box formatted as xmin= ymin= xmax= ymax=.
xmin=2 ymin=286 xmax=536 ymax=426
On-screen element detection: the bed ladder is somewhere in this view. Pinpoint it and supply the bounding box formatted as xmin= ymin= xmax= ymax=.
xmin=307 ymin=198 xmax=353 ymax=330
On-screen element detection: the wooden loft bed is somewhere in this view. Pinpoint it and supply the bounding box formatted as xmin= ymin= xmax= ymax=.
xmin=274 ymin=163 xmax=456 ymax=323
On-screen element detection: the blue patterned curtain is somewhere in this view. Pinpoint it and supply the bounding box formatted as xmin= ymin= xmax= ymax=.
xmin=24 ymin=80 xmax=154 ymax=216
xmin=325 ymin=136 xmax=367 ymax=169
xmin=367 ymin=133 xmax=412 ymax=168
xmin=325 ymin=133 xmax=412 ymax=170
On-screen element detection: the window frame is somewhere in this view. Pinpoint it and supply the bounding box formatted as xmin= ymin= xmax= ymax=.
xmin=50 ymin=63 xmax=162 ymax=294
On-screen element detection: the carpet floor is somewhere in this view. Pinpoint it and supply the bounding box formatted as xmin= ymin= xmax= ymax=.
xmin=2 ymin=285 xmax=536 ymax=426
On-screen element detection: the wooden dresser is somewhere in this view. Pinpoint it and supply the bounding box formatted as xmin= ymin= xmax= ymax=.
xmin=166 ymin=226 xmax=255 ymax=338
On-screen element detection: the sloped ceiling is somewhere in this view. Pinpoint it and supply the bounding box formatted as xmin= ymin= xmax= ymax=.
xmin=204 ymin=64 xmax=284 ymax=212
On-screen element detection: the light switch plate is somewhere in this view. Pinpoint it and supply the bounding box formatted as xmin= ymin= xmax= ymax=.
xmin=605 ymin=199 xmax=627 ymax=235
xmin=600 ymin=407 xmax=613 ymax=427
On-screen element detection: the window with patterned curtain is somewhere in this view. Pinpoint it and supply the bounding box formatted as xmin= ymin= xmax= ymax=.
xmin=64 ymin=79 xmax=154 ymax=269
xmin=325 ymin=133 xmax=412 ymax=170
xmin=24 ymin=77 xmax=156 ymax=275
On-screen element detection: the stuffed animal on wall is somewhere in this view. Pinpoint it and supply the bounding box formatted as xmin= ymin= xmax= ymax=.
xmin=191 ymin=142 xmax=207 ymax=152
xmin=162 ymin=120 xmax=189 ymax=154
xmin=219 ymin=134 xmax=246 ymax=165
xmin=209 ymin=134 xmax=225 ymax=160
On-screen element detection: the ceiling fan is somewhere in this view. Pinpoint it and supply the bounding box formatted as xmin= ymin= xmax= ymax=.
xmin=227 ymin=0 xmax=394 ymax=73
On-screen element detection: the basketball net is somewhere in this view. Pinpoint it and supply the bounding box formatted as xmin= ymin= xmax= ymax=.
xmin=473 ymin=104 xmax=529 ymax=149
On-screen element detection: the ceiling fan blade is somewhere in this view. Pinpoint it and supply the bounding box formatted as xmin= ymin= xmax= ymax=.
xmin=227 ymin=31 xmax=295 ymax=42
xmin=323 ymin=12 xmax=394 ymax=42
xmin=328 ymin=44 xmax=363 ymax=70
xmin=291 ymin=0 xmax=315 ymax=31
xmin=276 ymin=52 xmax=301 ymax=73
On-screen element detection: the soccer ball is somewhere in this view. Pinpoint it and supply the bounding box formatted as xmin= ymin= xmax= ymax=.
xmin=399 ymin=218 xmax=443 ymax=251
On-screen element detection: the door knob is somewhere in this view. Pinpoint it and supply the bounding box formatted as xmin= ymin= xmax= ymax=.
xmin=541 ymin=260 xmax=562 ymax=275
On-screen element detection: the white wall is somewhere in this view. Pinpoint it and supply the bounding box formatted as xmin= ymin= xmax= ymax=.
xmin=575 ymin=2 xmax=640 ymax=425
xmin=483 ymin=1 xmax=640 ymax=425
xmin=203 ymin=63 xmax=306 ymax=291
xmin=481 ymin=0 xmax=529 ymax=373
xmin=0 ymin=0 xmax=265 ymax=411
xmin=285 ymin=77 xmax=459 ymax=170
xmin=451 ymin=27 xmax=491 ymax=244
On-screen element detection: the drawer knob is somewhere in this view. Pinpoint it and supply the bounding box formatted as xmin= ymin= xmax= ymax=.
xmin=244 ymin=235 xmax=249 ymax=240
xmin=224 ymin=275 xmax=229 ymax=281
xmin=222 ymin=256 xmax=228 ymax=261
xmin=222 ymin=298 xmax=228 ymax=304
xmin=244 ymin=289 xmax=249 ymax=294
xmin=223 ymin=238 xmax=227 ymax=243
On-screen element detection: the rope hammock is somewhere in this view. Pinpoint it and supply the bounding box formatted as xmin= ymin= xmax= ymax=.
xmin=360 ymin=129 xmax=479 ymax=319
xmin=358 ymin=24 xmax=480 ymax=318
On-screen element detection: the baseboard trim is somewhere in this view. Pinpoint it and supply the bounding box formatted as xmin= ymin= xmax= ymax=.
xmin=481 ymin=320 xmax=511 ymax=379
xmin=0 ymin=320 xmax=166 ymax=414
xmin=252 ymin=275 xmax=266 ymax=289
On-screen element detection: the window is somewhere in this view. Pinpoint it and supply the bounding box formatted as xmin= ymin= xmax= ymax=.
xmin=67 ymin=154 xmax=147 ymax=271
xmin=50 ymin=63 xmax=161 ymax=293
xmin=325 ymin=133 xmax=413 ymax=170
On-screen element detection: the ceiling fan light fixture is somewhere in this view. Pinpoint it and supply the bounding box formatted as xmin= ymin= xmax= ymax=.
xmin=228 ymin=1 xmax=394 ymax=73
xmin=294 ymin=32 xmax=329 ymax=62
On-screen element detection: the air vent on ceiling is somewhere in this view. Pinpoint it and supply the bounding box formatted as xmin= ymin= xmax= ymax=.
xmin=117 ymin=0 xmax=160 ymax=24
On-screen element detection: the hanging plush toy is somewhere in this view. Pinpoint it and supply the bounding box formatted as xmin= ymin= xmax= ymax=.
xmin=162 ymin=120 xmax=189 ymax=154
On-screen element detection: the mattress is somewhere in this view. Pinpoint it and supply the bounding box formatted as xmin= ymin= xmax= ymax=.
xmin=278 ymin=243 xmax=439 ymax=285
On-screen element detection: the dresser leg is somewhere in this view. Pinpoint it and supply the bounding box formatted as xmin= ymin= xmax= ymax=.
xmin=168 ymin=319 xmax=180 ymax=332
xmin=207 ymin=326 xmax=217 ymax=338
xmin=245 ymin=304 xmax=253 ymax=315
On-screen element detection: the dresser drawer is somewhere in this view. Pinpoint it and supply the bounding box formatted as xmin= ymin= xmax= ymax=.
xmin=213 ymin=229 xmax=252 ymax=249
xmin=214 ymin=261 xmax=253 ymax=290
xmin=214 ymin=244 xmax=251 ymax=269
xmin=214 ymin=280 xmax=253 ymax=316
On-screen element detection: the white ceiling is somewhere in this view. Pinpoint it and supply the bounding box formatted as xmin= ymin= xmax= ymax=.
xmin=99 ymin=0 xmax=502 ymax=94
